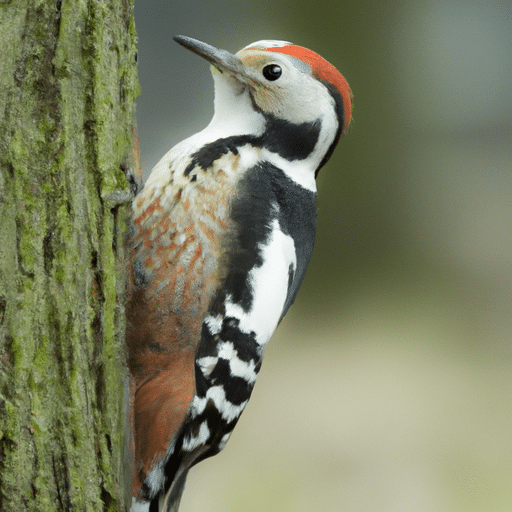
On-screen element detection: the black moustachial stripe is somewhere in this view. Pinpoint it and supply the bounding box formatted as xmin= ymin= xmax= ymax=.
xmin=183 ymin=115 xmax=321 ymax=177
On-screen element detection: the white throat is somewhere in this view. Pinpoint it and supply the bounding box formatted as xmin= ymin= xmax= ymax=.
xmin=206 ymin=72 xmax=266 ymax=139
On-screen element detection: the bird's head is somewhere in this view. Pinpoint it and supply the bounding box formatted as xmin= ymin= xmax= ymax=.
xmin=174 ymin=36 xmax=352 ymax=176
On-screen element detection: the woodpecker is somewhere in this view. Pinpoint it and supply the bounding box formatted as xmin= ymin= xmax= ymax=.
xmin=127 ymin=35 xmax=352 ymax=512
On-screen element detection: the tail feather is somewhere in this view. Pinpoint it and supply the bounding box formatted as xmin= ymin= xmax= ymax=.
xmin=159 ymin=470 xmax=189 ymax=512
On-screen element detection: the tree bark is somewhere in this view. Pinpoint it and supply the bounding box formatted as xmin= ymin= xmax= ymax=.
xmin=0 ymin=0 xmax=139 ymax=510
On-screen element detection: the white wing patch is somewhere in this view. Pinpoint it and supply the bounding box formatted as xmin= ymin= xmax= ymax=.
xmin=226 ymin=218 xmax=296 ymax=347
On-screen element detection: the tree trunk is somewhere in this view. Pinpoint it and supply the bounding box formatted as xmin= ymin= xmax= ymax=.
xmin=0 ymin=1 xmax=139 ymax=510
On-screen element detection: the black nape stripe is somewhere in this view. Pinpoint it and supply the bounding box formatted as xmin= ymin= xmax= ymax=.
xmin=316 ymin=79 xmax=345 ymax=174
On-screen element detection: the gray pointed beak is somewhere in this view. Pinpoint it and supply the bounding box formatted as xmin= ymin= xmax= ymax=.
xmin=174 ymin=35 xmax=246 ymax=77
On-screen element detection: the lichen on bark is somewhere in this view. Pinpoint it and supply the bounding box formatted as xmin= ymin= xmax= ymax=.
xmin=0 ymin=1 xmax=139 ymax=510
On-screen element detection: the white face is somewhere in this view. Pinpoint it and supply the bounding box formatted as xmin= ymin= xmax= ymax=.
xmin=234 ymin=46 xmax=337 ymax=127
xmin=204 ymin=41 xmax=340 ymax=181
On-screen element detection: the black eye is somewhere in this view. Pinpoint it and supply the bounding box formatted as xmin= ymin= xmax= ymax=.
xmin=262 ymin=64 xmax=282 ymax=81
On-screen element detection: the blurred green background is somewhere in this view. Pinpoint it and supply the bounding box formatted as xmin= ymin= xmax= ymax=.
xmin=134 ymin=1 xmax=512 ymax=510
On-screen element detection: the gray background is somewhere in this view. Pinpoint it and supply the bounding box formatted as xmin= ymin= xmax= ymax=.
xmin=134 ymin=1 xmax=512 ymax=510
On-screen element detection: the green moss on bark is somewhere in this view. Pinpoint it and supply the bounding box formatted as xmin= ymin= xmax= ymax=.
xmin=0 ymin=1 xmax=138 ymax=510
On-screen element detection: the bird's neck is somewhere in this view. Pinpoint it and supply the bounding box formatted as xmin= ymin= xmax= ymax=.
xmin=145 ymin=77 xmax=321 ymax=193
xmin=207 ymin=75 xmax=266 ymax=139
